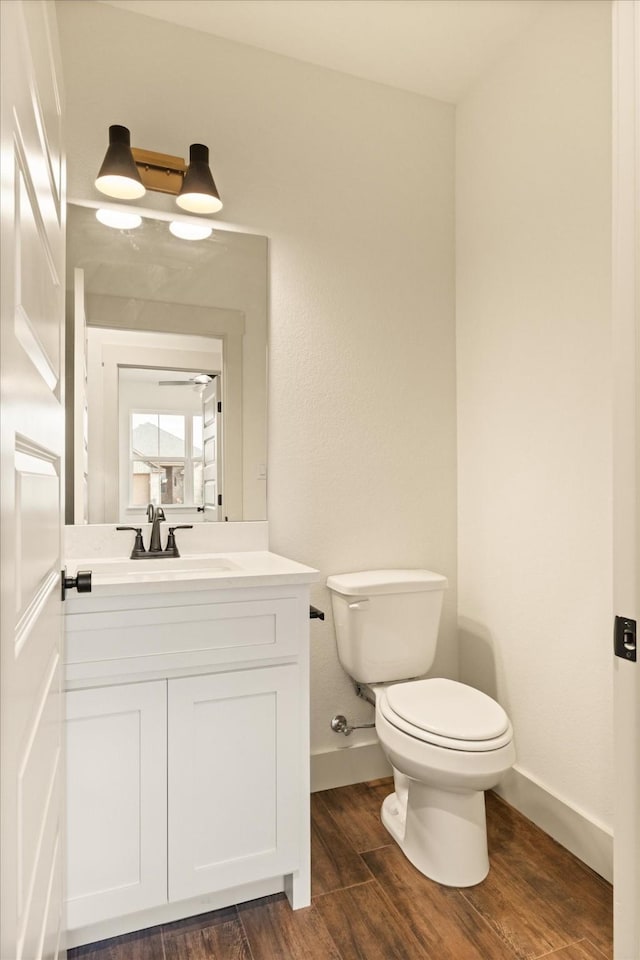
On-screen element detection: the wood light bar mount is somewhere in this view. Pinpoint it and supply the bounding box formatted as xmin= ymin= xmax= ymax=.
xmin=131 ymin=147 xmax=186 ymax=196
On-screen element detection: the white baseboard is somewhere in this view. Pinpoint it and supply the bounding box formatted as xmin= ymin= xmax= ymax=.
xmin=310 ymin=741 xmax=392 ymax=792
xmin=494 ymin=765 xmax=613 ymax=883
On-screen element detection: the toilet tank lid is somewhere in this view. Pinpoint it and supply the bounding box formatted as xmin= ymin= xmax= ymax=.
xmin=326 ymin=569 xmax=448 ymax=596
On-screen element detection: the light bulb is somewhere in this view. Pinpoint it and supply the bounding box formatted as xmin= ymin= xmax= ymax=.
xmin=95 ymin=173 xmax=145 ymax=200
xmin=96 ymin=208 xmax=142 ymax=230
xmin=169 ymin=220 xmax=212 ymax=241
xmin=175 ymin=192 xmax=223 ymax=215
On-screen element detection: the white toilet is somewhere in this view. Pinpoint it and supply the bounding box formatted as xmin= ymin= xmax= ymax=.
xmin=327 ymin=569 xmax=515 ymax=887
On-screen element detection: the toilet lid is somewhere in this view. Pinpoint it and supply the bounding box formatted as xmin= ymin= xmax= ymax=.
xmin=327 ymin=569 xmax=448 ymax=596
xmin=385 ymin=678 xmax=510 ymax=743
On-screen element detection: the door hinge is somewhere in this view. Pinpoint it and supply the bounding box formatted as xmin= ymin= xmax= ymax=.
xmin=217 ymin=494 xmax=222 ymax=506
xmin=217 ymin=401 xmax=222 ymax=413
xmin=614 ymin=616 xmax=636 ymax=662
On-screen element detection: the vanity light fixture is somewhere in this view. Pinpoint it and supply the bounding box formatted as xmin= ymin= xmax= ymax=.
xmin=96 ymin=208 xmax=142 ymax=230
xmin=169 ymin=220 xmax=213 ymax=241
xmin=95 ymin=125 xmax=146 ymax=200
xmin=95 ymin=126 xmax=223 ymax=213
xmin=176 ymin=144 xmax=223 ymax=214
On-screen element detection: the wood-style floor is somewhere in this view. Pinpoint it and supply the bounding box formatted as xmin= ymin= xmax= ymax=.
xmin=70 ymin=779 xmax=613 ymax=960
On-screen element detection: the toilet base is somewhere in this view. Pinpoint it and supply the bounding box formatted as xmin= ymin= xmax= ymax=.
xmin=381 ymin=780 xmax=490 ymax=887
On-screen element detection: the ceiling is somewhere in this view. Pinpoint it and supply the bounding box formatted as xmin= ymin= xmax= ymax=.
xmin=100 ymin=0 xmax=548 ymax=103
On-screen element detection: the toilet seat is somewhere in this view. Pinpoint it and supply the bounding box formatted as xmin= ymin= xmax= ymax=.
xmin=378 ymin=678 xmax=513 ymax=752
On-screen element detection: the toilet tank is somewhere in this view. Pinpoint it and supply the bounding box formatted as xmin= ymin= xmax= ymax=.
xmin=326 ymin=570 xmax=448 ymax=684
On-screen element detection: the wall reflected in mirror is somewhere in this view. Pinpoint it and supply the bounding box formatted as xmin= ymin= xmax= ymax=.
xmin=65 ymin=203 xmax=268 ymax=524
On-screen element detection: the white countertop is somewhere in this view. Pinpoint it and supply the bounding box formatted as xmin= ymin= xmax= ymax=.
xmin=66 ymin=550 xmax=320 ymax=596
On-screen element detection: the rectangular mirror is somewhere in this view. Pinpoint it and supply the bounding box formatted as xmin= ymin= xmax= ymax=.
xmin=65 ymin=203 xmax=268 ymax=524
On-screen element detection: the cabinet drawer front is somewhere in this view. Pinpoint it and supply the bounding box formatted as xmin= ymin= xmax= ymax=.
xmin=66 ymin=597 xmax=299 ymax=678
xmin=66 ymin=681 xmax=167 ymax=929
xmin=168 ymin=665 xmax=299 ymax=901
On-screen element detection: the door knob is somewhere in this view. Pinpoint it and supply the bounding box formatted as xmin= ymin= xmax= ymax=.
xmin=61 ymin=568 xmax=92 ymax=601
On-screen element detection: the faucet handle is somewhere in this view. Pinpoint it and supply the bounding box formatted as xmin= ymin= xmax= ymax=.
xmin=116 ymin=526 xmax=146 ymax=558
xmin=164 ymin=525 xmax=193 ymax=558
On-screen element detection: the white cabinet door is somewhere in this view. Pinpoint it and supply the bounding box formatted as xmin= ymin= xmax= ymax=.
xmin=66 ymin=681 xmax=167 ymax=930
xmin=168 ymin=665 xmax=299 ymax=901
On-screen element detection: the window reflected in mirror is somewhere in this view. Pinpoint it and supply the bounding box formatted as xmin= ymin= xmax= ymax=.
xmin=129 ymin=411 xmax=205 ymax=508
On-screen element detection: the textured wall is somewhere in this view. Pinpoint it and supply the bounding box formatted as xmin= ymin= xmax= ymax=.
xmin=456 ymin=0 xmax=613 ymax=827
xmin=56 ymin=1 xmax=457 ymax=757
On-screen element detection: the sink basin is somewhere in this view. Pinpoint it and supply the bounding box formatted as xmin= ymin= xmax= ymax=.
xmin=81 ymin=555 xmax=242 ymax=581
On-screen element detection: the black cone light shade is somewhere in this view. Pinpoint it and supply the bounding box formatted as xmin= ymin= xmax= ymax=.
xmin=95 ymin=125 xmax=146 ymax=200
xmin=176 ymin=143 xmax=223 ymax=214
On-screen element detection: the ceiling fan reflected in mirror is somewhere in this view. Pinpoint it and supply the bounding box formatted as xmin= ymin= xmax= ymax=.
xmin=158 ymin=373 xmax=214 ymax=387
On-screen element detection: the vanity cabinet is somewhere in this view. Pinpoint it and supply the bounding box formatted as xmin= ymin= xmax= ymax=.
xmin=64 ymin=573 xmax=314 ymax=946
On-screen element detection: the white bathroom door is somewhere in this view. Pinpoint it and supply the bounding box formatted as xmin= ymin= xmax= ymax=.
xmin=611 ymin=2 xmax=640 ymax=957
xmin=0 ymin=2 xmax=67 ymax=959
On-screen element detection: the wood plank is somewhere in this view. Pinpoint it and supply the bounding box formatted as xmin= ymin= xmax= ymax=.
xmin=311 ymin=792 xmax=373 ymax=896
xmin=162 ymin=905 xmax=238 ymax=935
xmin=537 ymin=941 xmax=610 ymax=960
xmin=362 ymin=844 xmax=515 ymax=959
xmin=481 ymin=794 xmax=613 ymax=959
xmin=238 ymin=893 xmax=341 ymax=960
xmin=315 ymin=779 xmax=393 ymax=853
xmin=486 ymin=794 xmax=609 ymax=899
xmin=68 ymin=927 xmax=165 ymax=960
xmin=314 ymin=879 xmax=431 ymax=960
xmin=163 ymin=913 xmax=251 ymax=960
xmin=461 ymin=853 xmax=578 ymax=958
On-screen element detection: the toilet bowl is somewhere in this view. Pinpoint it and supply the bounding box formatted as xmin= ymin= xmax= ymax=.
xmin=372 ymin=677 xmax=515 ymax=886
xmin=327 ymin=569 xmax=515 ymax=888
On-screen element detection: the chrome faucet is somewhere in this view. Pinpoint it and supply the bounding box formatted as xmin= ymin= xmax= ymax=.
xmin=147 ymin=504 xmax=165 ymax=554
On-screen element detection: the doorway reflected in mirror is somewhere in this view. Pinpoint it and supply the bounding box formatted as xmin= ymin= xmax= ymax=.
xmin=119 ymin=365 xmax=222 ymax=521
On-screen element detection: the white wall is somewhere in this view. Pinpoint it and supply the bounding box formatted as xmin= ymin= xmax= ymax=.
xmin=456 ymin=0 xmax=613 ymax=857
xmin=56 ymin=2 xmax=457 ymax=762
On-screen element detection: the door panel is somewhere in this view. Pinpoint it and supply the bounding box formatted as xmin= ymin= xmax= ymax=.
xmin=16 ymin=169 xmax=61 ymax=381
xmin=0 ymin=2 xmax=66 ymax=958
xmin=15 ymin=445 xmax=61 ymax=623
